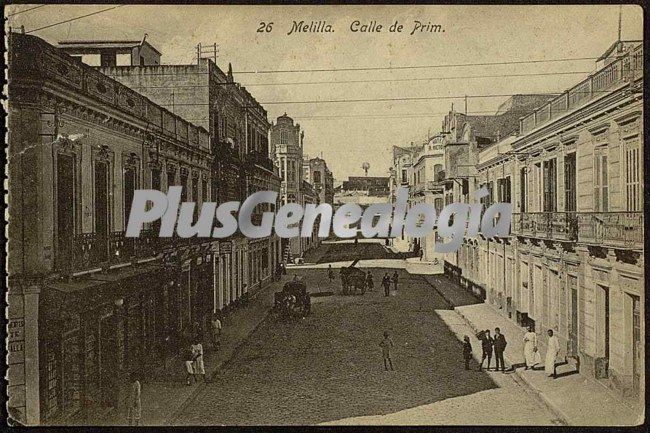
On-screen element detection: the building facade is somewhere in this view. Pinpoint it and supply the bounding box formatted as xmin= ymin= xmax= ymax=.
xmin=445 ymin=41 xmax=644 ymax=404
xmin=8 ymin=33 xmax=214 ymax=425
xmin=270 ymin=114 xmax=321 ymax=260
xmin=94 ymin=46 xmax=282 ymax=310
xmin=303 ymin=156 xmax=334 ymax=206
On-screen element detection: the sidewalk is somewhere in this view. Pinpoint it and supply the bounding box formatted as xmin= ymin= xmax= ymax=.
xmin=453 ymin=301 xmax=643 ymax=426
xmin=101 ymin=277 xmax=284 ymax=426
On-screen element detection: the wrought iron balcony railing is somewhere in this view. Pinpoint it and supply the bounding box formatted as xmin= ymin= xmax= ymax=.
xmin=511 ymin=212 xmax=578 ymax=241
xmin=577 ymin=211 xmax=643 ymax=250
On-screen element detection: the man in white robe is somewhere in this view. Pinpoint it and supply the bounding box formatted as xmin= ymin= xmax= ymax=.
xmin=545 ymin=329 xmax=560 ymax=378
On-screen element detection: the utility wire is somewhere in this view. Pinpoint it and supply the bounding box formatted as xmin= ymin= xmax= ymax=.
xmin=25 ymin=5 xmax=125 ymax=34
xmin=241 ymin=71 xmax=596 ymax=87
xmin=7 ymin=4 xmax=47 ymax=17
xmin=105 ymin=70 xmax=595 ymax=89
xmin=235 ymin=57 xmax=600 ymax=74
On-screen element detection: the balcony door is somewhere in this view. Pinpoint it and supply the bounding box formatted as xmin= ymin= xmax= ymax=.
xmin=57 ymin=153 xmax=76 ymax=269
xmin=94 ymin=161 xmax=110 ymax=263
xmin=568 ymin=275 xmax=579 ymax=356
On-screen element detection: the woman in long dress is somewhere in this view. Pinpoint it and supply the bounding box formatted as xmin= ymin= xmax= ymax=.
xmin=545 ymin=329 xmax=560 ymax=378
xmin=126 ymin=374 xmax=141 ymax=426
xmin=523 ymin=325 xmax=538 ymax=370
xmin=191 ymin=340 xmax=206 ymax=383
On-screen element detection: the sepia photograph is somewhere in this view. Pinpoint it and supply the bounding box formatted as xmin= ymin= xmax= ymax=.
xmin=4 ymin=3 xmax=645 ymax=427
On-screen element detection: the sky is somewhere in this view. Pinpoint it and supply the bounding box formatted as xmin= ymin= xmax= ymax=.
xmin=6 ymin=5 xmax=643 ymax=181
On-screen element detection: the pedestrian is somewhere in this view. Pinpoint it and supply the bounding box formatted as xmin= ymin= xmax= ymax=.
xmin=462 ymin=336 xmax=473 ymax=370
xmin=191 ymin=337 xmax=206 ymax=383
xmin=366 ymin=271 xmax=374 ymax=292
xmin=419 ymin=248 xmax=424 ymax=261
xmin=211 ymin=313 xmax=222 ymax=349
xmin=545 ymin=329 xmax=560 ymax=378
xmin=379 ymin=330 xmax=395 ymax=371
xmin=478 ymin=329 xmax=493 ymax=371
xmin=493 ymin=327 xmax=507 ymax=373
xmin=382 ymin=273 xmax=391 ymax=297
xmin=328 ymin=264 xmax=334 ymax=282
xmin=391 ymin=271 xmax=399 ymax=291
xmin=523 ymin=325 xmax=538 ymax=370
xmin=184 ymin=344 xmax=195 ymax=386
xmin=126 ymin=372 xmax=141 ymax=426
xmin=292 ymin=274 xmax=299 ymax=282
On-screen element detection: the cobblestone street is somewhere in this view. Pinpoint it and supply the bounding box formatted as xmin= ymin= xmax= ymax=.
xmin=175 ymin=243 xmax=562 ymax=425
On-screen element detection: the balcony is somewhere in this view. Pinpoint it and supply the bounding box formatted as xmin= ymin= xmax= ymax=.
xmin=577 ymin=212 xmax=643 ymax=250
xmin=511 ymin=212 xmax=578 ymax=241
xmin=246 ymin=151 xmax=275 ymax=172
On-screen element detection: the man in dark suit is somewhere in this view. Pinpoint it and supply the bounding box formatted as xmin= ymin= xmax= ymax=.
xmin=493 ymin=327 xmax=507 ymax=373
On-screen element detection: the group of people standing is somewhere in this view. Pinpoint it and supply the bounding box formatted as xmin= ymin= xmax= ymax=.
xmin=462 ymin=325 xmax=561 ymax=378
xmin=462 ymin=328 xmax=508 ymax=372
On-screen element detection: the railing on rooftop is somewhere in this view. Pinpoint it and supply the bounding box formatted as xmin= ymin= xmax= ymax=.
xmin=519 ymin=45 xmax=643 ymax=135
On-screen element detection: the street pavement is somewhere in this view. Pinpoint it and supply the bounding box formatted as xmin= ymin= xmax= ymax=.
xmin=173 ymin=241 xmax=562 ymax=425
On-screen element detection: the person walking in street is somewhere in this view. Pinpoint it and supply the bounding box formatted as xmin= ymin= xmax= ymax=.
xmin=366 ymin=271 xmax=374 ymax=292
xmin=478 ymin=329 xmax=493 ymax=371
xmin=382 ymin=273 xmax=391 ymax=297
xmin=523 ymin=325 xmax=538 ymax=370
xmin=391 ymin=271 xmax=399 ymax=292
xmin=191 ymin=338 xmax=206 ymax=383
xmin=126 ymin=372 xmax=141 ymax=426
xmin=211 ymin=313 xmax=222 ymax=349
xmin=379 ymin=330 xmax=395 ymax=371
xmin=328 ymin=264 xmax=334 ymax=282
xmin=419 ymin=248 xmax=424 ymax=261
xmin=493 ymin=327 xmax=507 ymax=373
xmin=462 ymin=336 xmax=473 ymax=370
xmin=545 ymin=329 xmax=560 ymax=378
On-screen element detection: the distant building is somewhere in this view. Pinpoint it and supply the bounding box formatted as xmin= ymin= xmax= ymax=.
xmin=303 ymin=156 xmax=334 ymax=205
xmin=270 ymin=113 xmax=320 ymax=261
xmin=334 ymin=176 xmax=390 ymax=208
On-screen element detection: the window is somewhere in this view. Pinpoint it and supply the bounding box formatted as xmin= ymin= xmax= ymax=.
xmin=151 ymin=168 xmax=162 ymax=233
xmin=401 ymin=169 xmax=407 ymax=184
xmin=497 ymin=177 xmax=511 ymax=203
xmin=434 ymin=164 xmax=443 ymax=181
xmin=94 ymin=160 xmax=110 ymax=262
xmin=167 ymin=168 xmax=176 ymax=189
xmin=594 ymin=149 xmax=608 ymax=211
xmin=180 ymin=172 xmax=188 ymax=202
xmin=565 ymin=154 xmax=577 ymax=212
xmin=314 ymin=170 xmax=321 ymax=183
xmin=280 ymin=130 xmax=289 ymax=144
xmin=56 ymin=153 xmax=75 ymax=269
xmin=624 ymin=136 xmax=641 ymax=211
xmin=543 ymin=158 xmax=557 ymax=212
xmin=124 ymin=166 xmax=137 ymax=230
xmin=534 ymin=162 xmax=543 ymax=211
xmin=519 ymin=167 xmax=527 ymax=212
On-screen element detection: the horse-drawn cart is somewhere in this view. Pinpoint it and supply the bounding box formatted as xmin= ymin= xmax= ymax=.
xmin=272 ymin=280 xmax=311 ymax=320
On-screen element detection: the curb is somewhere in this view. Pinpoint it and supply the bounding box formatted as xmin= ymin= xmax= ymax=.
xmin=454 ymin=307 xmax=571 ymax=426
xmin=167 ymin=295 xmax=275 ymax=424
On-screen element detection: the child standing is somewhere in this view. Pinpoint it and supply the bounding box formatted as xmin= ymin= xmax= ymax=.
xmin=379 ymin=331 xmax=395 ymax=371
